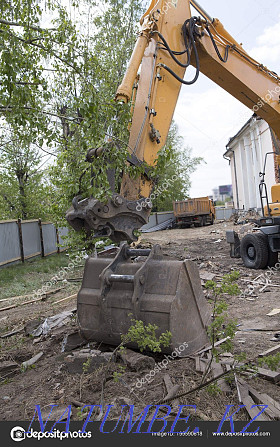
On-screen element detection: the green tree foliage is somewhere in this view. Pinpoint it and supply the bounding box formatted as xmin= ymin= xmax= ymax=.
xmin=121 ymin=317 xmax=172 ymax=353
xmin=0 ymin=0 xmax=89 ymax=219
xmin=152 ymin=122 xmax=203 ymax=211
xmin=0 ymin=126 xmax=50 ymax=219
xmin=0 ymin=0 xmax=201 ymax=243
xmin=0 ymin=0 xmax=82 ymax=138
xmin=48 ymin=0 xmax=148 ymax=226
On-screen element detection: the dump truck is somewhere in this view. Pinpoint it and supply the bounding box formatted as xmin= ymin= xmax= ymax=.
xmin=173 ymin=197 xmax=215 ymax=228
xmin=66 ymin=0 xmax=280 ymax=355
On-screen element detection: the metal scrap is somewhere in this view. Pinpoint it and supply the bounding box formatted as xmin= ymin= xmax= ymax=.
xmin=29 ymin=310 xmax=74 ymax=337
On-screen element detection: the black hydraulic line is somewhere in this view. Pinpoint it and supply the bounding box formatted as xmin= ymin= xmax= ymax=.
xmin=205 ymin=25 xmax=230 ymax=63
xmin=159 ymin=44 xmax=188 ymax=56
xmin=159 ymin=62 xmax=199 ymax=85
xmin=154 ymin=31 xmax=191 ymax=68
xmin=158 ymin=17 xmax=200 ymax=85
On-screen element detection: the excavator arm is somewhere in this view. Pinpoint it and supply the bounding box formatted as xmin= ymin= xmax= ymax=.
xmin=66 ymin=0 xmax=280 ymax=242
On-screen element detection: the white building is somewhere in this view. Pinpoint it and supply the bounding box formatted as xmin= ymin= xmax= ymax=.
xmin=223 ymin=115 xmax=279 ymax=211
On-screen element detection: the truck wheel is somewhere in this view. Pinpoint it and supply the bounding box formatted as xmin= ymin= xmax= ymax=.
xmin=195 ymin=217 xmax=203 ymax=227
xmin=240 ymin=233 xmax=269 ymax=269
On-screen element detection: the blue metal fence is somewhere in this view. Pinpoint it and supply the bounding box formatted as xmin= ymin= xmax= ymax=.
xmin=0 ymin=219 xmax=68 ymax=267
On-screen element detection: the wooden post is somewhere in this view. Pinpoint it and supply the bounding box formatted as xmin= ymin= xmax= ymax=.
xmin=56 ymin=228 xmax=60 ymax=254
xmin=155 ymin=212 xmax=158 ymax=225
xmin=17 ymin=218 xmax=24 ymax=263
xmin=38 ymin=219 xmax=44 ymax=257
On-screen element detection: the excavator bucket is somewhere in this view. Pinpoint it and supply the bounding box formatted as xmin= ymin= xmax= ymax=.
xmin=77 ymin=244 xmax=211 ymax=356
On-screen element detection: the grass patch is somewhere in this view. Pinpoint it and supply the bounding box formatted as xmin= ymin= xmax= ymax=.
xmin=0 ymin=253 xmax=82 ymax=299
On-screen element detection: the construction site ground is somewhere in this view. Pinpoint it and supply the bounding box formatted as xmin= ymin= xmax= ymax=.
xmin=0 ymin=221 xmax=280 ymax=423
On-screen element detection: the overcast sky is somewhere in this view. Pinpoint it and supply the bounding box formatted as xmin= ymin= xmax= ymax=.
xmin=174 ymin=0 xmax=280 ymax=197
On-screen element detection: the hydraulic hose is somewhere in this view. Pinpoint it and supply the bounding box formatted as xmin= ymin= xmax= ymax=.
xmin=157 ymin=16 xmax=231 ymax=86
xmin=159 ymin=62 xmax=199 ymax=85
xmin=158 ymin=17 xmax=200 ymax=85
xmin=153 ymin=31 xmax=191 ymax=68
xmin=205 ymin=25 xmax=230 ymax=63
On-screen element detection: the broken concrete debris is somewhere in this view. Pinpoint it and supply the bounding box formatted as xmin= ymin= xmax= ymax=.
xmin=21 ymin=352 xmax=43 ymax=370
xmin=61 ymin=331 xmax=87 ymax=352
xmin=118 ymin=348 xmax=155 ymax=372
xmin=199 ymin=271 xmax=216 ymax=281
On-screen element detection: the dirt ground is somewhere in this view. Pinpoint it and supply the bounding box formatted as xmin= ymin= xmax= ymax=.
xmin=0 ymin=221 xmax=280 ymax=423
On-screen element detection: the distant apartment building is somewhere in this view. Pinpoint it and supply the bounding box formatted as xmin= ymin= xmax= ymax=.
xmin=223 ymin=115 xmax=279 ymax=211
xmin=212 ymin=185 xmax=233 ymax=203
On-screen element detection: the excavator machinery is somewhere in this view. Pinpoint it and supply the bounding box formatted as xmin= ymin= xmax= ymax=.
xmin=227 ymin=151 xmax=280 ymax=269
xmin=66 ymin=0 xmax=280 ymax=354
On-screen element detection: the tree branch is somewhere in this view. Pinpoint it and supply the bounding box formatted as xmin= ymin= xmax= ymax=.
xmin=0 ymin=29 xmax=80 ymax=73
xmin=0 ymin=82 xmax=42 ymax=86
xmin=0 ymin=106 xmax=84 ymax=123
xmin=32 ymin=141 xmax=57 ymax=157
xmin=0 ymin=18 xmax=57 ymax=32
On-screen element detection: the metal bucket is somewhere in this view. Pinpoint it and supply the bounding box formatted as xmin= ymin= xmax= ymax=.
xmin=77 ymin=244 xmax=211 ymax=356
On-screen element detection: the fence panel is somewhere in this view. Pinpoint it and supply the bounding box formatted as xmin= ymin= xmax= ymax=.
xmin=0 ymin=221 xmax=21 ymax=266
xmin=141 ymin=212 xmax=174 ymax=231
xmin=215 ymin=208 xmax=235 ymax=220
xmin=42 ymin=223 xmax=57 ymax=255
xmin=0 ymin=220 xmax=69 ymax=267
xmin=21 ymin=221 xmax=41 ymax=259
xmin=58 ymin=227 xmax=68 ymax=248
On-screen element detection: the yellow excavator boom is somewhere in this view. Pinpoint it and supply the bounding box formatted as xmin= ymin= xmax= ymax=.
xmin=116 ymin=0 xmax=280 ymax=202
xmin=67 ymin=0 xmax=280 ymax=242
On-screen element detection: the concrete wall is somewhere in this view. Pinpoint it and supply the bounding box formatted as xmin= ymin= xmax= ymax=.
xmin=0 ymin=220 xmax=68 ymax=267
